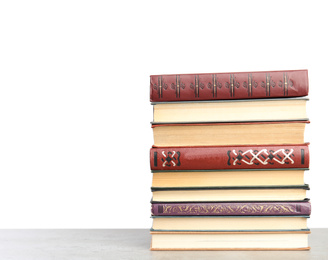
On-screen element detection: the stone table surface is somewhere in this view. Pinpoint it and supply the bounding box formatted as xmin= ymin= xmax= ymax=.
xmin=0 ymin=229 xmax=327 ymax=260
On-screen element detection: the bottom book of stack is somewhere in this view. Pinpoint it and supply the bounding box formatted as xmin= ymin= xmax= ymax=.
xmin=150 ymin=201 xmax=311 ymax=250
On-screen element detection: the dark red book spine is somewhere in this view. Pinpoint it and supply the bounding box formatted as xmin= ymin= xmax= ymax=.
xmin=150 ymin=144 xmax=309 ymax=171
xmin=151 ymin=201 xmax=311 ymax=216
xmin=150 ymin=70 xmax=308 ymax=102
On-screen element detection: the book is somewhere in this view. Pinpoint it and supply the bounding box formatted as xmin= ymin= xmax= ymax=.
xmin=150 ymin=70 xmax=308 ymax=102
xmin=152 ymin=97 xmax=308 ymax=124
xmin=150 ymin=231 xmax=310 ymax=250
xmin=150 ymin=144 xmax=309 ymax=171
xmin=151 ymin=215 xmax=309 ymax=231
xmin=152 ymin=169 xmax=306 ymax=187
xmin=151 ymin=185 xmax=309 ymax=202
xmin=152 ymin=121 xmax=308 ymax=147
xmin=151 ymin=201 xmax=311 ymax=216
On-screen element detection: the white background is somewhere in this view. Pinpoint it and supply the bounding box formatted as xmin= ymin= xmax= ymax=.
xmin=0 ymin=0 xmax=327 ymax=228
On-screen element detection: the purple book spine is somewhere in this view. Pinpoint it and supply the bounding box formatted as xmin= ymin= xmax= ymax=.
xmin=151 ymin=202 xmax=311 ymax=216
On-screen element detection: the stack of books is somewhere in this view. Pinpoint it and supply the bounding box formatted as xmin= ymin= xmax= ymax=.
xmin=149 ymin=70 xmax=311 ymax=251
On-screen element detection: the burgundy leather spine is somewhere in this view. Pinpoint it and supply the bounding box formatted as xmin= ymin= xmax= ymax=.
xmin=151 ymin=201 xmax=311 ymax=216
xmin=150 ymin=144 xmax=309 ymax=171
xmin=150 ymin=70 xmax=308 ymax=102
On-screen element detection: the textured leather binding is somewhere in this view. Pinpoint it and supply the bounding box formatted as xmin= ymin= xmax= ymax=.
xmin=150 ymin=143 xmax=309 ymax=171
xmin=151 ymin=201 xmax=311 ymax=216
xmin=150 ymin=70 xmax=308 ymax=102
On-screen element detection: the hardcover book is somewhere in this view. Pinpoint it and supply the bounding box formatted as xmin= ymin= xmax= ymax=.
xmin=151 ymin=201 xmax=311 ymax=216
xmin=150 ymin=231 xmax=310 ymax=250
xmin=151 ymin=185 xmax=309 ymax=202
xmin=151 ymin=215 xmax=309 ymax=231
xmin=150 ymin=144 xmax=309 ymax=171
xmin=152 ymin=97 xmax=308 ymax=124
xmin=152 ymin=121 xmax=308 ymax=147
xmin=150 ymin=69 xmax=308 ymax=102
xmin=152 ymin=169 xmax=307 ymax=187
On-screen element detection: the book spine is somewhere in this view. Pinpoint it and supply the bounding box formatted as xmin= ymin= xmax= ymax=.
xmin=151 ymin=202 xmax=311 ymax=216
xmin=150 ymin=70 xmax=308 ymax=102
xmin=150 ymin=144 xmax=309 ymax=171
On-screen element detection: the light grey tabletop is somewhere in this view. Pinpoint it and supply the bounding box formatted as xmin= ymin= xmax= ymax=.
xmin=0 ymin=229 xmax=327 ymax=260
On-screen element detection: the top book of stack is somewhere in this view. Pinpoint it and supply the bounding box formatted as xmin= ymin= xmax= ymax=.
xmin=150 ymin=69 xmax=308 ymax=102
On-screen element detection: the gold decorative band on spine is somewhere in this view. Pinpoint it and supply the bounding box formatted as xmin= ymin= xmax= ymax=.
xmin=284 ymin=73 xmax=288 ymax=96
xmin=177 ymin=75 xmax=180 ymax=98
xmin=266 ymin=74 xmax=270 ymax=96
xmin=230 ymin=74 xmax=234 ymax=97
xmin=159 ymin=76 xmax=162 ymax=98
xmin=248 ymin=74 xmax=252 ymax=96
xmin=213 ymin=75 xmax=217 ymax=97
xmin=196 ymin=75 xmax=199 ymax=97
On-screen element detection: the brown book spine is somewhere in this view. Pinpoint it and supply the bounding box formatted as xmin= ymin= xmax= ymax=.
xmin=150 ymin=143 xmax=309 ymax=171
xmin=150 ymin=70 xmax=308 ymax=102
xmin=151 ymin=201 xmax=311 ymax=216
